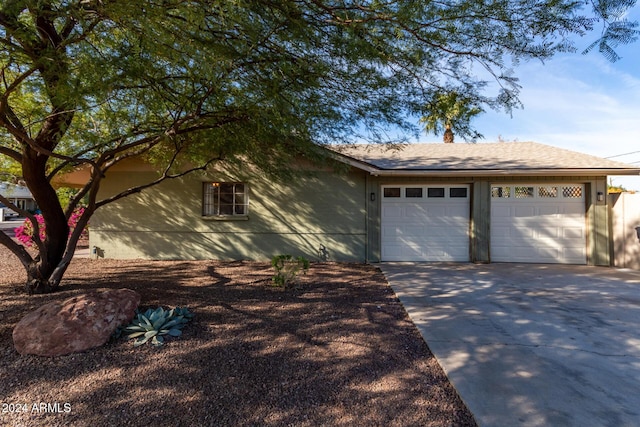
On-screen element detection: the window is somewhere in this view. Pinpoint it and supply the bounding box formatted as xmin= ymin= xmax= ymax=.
xmin=427 ymin=187 xmax=445 ymax=198
xmin=538 ymin=186 xmax=558 ymax=198
xmin=492 ymin=186 xmax=510 ymax=198
xmin=383 ymin=187 xmax=401 ymax=198
xmin=515 ymin=186 xmax=534 ymax=198
xmin=203 ymin=182 xmax=248 ymax=217
xmin=450 ymin=187 xmax=468 ymax=198
xmin=562 ymin=186 xmax=582 ymax=198
xmin=405 ymin=187 xmax=423 ymax=198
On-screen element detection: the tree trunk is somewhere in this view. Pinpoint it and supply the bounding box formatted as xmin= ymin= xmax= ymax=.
xmin=26 ymin=259 xmax=57 ymax=294
xmin=21 ymin=149 xmax=70 ymax=293
xmin=443 ymin=124 xmax=454 ymax=143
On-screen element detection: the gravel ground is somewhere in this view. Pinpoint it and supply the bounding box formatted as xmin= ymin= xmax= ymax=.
xmin=0 ymin=244 xmax=476 ymax=427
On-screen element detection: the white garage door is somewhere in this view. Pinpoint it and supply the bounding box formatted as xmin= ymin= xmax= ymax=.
xmin=490 ymin=184 xmax=586 ymax=264
xmin=381 ymin=185 xmax=470 ymax=261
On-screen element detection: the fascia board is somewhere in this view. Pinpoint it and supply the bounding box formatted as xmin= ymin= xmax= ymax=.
xmin=367 ymin=169 xmax=640 ymax=177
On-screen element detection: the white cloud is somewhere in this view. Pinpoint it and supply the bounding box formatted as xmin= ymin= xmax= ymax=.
xmin=471 ymin=52 xmax=640 ymax=189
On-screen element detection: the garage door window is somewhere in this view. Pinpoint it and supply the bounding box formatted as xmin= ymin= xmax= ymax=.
xmin=563 ymin=186 xmax=582 ymax=198
xmin=427 ymin=188 xmax=445 ymax=198
xmin=539 ymin=186 xmax=558 ymax=198
xmin=450 ymin=187 xmax=468 ymax=198
xmin=383 ymin=187 xmax=401 ymax=198
xmin=405 ymin=188 xmax=423 ymax=198
xmin=492 ymin=186 xmax=510 ymax=198
xmin=515 ymin=186 xmax=534 ymax=198
xmin=493 ymin=185 xmax=584 ymax=201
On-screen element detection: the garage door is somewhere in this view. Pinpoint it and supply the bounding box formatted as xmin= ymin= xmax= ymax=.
xmin=490 ymin=184 xmax=586 ymax=264
xmin=381 ymin=185 xmax=470 ymax=261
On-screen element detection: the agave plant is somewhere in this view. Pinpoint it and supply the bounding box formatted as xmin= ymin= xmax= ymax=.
xmin=124 ymin=306 xmax=194 ymax=347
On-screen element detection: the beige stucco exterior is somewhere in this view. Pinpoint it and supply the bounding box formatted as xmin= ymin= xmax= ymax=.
xmin=90 ymin=161 xmax=368 ymax=261
xmin=90 ymin=161 xmax=612 ymax=265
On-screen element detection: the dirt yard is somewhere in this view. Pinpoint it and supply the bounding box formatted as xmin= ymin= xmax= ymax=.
xmin=0 ymin=247 xmax=476 ymax=426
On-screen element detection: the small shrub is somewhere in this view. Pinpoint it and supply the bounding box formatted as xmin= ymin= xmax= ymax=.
xmin=271 ymin=254 xmax=310 ymax=289
xmin=123 ymin=306 xmax=194 ymax=347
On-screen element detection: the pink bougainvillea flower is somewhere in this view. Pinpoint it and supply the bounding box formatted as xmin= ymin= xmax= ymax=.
xmin=14 ymin=207 xmax=87 ymax=248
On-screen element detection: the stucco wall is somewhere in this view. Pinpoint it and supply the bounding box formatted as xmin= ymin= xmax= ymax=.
xmin=90 ymin=163 xmax=368 ymax=261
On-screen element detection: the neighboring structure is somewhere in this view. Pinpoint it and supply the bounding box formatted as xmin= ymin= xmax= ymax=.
xmin=609 ymin=192 xmax=640 ymax=270
xmin=0 ymin=182 xmax=38 ymax=219
xmin=60 ymin=142 xmax=640 ymax=265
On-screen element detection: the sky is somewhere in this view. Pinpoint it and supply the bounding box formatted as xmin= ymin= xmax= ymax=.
xmin=419 ymin=7 xmax=640 ymax=191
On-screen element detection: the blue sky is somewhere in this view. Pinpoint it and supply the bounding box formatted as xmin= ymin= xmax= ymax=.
xmin=419 ymin=7 xmax=640 ymax=190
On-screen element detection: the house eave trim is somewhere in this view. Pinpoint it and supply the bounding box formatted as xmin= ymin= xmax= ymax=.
xmin=366 ymin=168 xmax=640 ymax=177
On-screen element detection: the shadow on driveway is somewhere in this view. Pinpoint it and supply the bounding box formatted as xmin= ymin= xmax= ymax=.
xmin=381 ymin=262 xmax=640 ymax=427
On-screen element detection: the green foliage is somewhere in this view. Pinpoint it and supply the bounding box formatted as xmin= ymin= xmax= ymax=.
xmin=271 ymin=255 xmax=310 ymax=289
xmin=123 ymin=307 xmax=194 ymax=347
xmin=608 ymin=184 xmax=628 ymax=193
xmin=419 ymin=92 xmax=484 ymax=142
xmin=583 ymin=0 xmax=640 ymax=62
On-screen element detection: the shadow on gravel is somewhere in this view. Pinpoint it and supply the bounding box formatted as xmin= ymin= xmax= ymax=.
xmin=0 ymin=259 xmax=476 ymax=427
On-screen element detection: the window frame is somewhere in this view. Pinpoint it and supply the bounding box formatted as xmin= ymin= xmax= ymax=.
xmin=202 ymin=182 xmax=249 ymax=220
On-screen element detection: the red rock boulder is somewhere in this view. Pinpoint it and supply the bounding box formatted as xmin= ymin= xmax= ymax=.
xmin=13 ymin=289 xmax=141 ymax=357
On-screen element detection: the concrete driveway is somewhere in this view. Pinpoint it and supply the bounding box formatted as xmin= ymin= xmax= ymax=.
xmin=380 ymin=263 xmax=640 ymax=427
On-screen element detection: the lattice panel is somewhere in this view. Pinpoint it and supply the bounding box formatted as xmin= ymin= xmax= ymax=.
xmin=515 ymin=186 xmax=534 ymax=198
xmin=491 ymin=186 xmax=510 ymax=198
xmin=539 ymin=186 xmax=558 ymax=198
xmin=562 ymin=186 xmax=582 ymax=198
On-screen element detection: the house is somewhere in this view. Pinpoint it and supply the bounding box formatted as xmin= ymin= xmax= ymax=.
xmin=63 ymin=142 xmax=640 ymax=265
xmin=0 ymin=182 xmax=38 ymax=218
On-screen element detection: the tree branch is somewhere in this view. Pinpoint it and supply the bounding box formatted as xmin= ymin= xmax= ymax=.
xmin=96 ymin=155 xmax=221 ymax=209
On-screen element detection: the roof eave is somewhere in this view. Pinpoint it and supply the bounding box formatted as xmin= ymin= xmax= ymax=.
xmin=366 ymin=168 xmax=640 ymax=177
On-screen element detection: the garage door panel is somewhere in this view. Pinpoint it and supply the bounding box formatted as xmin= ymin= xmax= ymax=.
xmin=515 ymin=206 xmax=536 ymax=217
xmin=448 ymin=205 xmax=470 ymax=216
xmin=405 ymin=206 xmax=427 ymax=217
xmin=492 ymin=206 xmax=512 ymax=217
xmin=562 ymin=205 xmax=586 ymax=215
xmin=382 ymin=226 xmax=401 ymax=238
xmin=424 ymin=206 xmax=447 ymax=217
xmin=382 ymin=206 xmax=403 ymax=218
xmin=382 ymin=245 xmax=403 ymax=258
xmin=403 ymin=225 xmax=424 ymax=236
xmin=491 ymin=184 xmax=586 ymax=264
xmin=562 ymin=227 xmax=583 ymax=239
xmin=538 ymin=206 xmax=560 ymax=215
xmin=534 ymin=227 xmax=560 ymax=239
xmin=562 ymin=247 xmax=586 ymax=263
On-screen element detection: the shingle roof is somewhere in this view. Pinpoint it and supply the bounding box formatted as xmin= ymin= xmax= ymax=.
xmin=0 ymin=182 xmax=33 ymax=198
xmin=332 ymin=142 xmax=640 ymax=176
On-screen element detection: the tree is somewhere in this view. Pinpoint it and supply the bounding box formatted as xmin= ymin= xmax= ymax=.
xmin=0 ymin=1 xmax=637 ymax=294
xmin=419 ymin=92 xmax=484 ymax=143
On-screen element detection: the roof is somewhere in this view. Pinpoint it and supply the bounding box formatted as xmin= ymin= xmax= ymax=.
xmin=331 ymin=142 xmax=640 ymax=177
xmin=0 ymin=182 xmax=33 ymax=198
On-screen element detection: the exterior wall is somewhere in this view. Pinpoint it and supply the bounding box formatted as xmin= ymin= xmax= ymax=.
xmin=91 ymin=163 xmax=368 ymax=261
xmin=92 ymin=163 xmax=612 ymax=266
xmin=366 ymin=175 xmax=610 ymax=266
xmin=609 ymin=192 xmax=640 ymax=270
xmin=470 ymin=181 xmax=491 ymax=263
